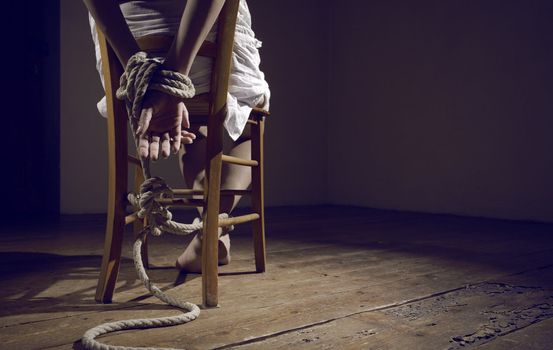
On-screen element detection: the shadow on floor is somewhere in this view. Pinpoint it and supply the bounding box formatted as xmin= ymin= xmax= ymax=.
xmin=0 ymin=251 xmax=200 ymax=317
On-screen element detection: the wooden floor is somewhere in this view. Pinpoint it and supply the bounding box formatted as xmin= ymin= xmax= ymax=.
xmin=1 ymin=205 xmax=552 ymax=349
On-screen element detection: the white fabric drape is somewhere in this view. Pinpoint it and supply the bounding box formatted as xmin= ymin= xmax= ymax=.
xmin=89 ymin=0 xmax=270 ymax=140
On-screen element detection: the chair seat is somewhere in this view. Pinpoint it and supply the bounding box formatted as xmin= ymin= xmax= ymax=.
xmin=186 ymin=93 xmax=270 ymax=119
xmin=186 ymin=93 xmax=211 ymax=116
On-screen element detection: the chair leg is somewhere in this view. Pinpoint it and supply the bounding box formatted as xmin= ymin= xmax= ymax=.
xmin=95 ymin=84 xmax=128 ymax=303
xmin=251 ymin=117 xmax=267 ymax=272
xmin=95 ymin=199 xmax=126 ymax=303
xmin=95 ymin=148 xmax=128 ymax=303
xmin=133 ymin=165 xmax=148 ymax=268
xmin=202 ymin=113 xmax=224 ymax=307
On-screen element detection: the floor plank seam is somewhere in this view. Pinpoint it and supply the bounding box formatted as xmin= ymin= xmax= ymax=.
xmin=473 ymin=319 xmax=553 ymax=349
xmin=7 ymin=264 xmax=553 ymax=347
xmin=1 ymin=298 xmax=158 ymax=329
xmin=212 ymin=285 xmax=470 ymax=349
xmin=212 ymin=265 xmax=553 ymax=349
xmin=4 ymin=207 xmax=553 ymax=350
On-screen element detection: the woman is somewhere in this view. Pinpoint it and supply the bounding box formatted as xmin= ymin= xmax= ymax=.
xmin=83 ymin=0 xmax=270 ymax=272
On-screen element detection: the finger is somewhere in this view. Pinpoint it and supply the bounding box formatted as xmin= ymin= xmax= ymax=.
xmin=170 ymin=126 xmax=182 ymax=154
xmin=181 ymin=104 xmax=190 ymax=129
xmin=138 ymin=108 xmax=153 ymax=136
xmin=138 ymin=133 xmax=149 ymax=160
xmin=170 ymin=112 xmax=182 ymax=154
xmin=181 ymin=136 xmax=194 ymax=144
xmin=181 ymin=130 xmax=196 ymax=139
xmin=149 ymin=134 xmax=160 ymax=161
xmin=180 ymin=130 xmax=196 ymax=144
xmin=161 ymin=133 xmax=171 ymax=158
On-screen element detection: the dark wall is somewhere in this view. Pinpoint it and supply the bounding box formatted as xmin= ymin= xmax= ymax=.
xmin=327 ymin=0 xmax=553 ymax=221
xmin=3 ymin=0 xmax=60 ymax=221
xmin=248 ymin=0 xmax=330 ymax=205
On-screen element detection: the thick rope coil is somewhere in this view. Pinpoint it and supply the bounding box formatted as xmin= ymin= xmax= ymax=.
xmin=82 ymin=52 xmax=231 ymax=350
xmin=81 ymin=232 xmax=201 ymax=350
xmin=127 ymin=177 xmax=234 ymax=237
xmin=116 ymin=51 xmax=195 ymax=120
xmin=82 ymin=177 xmax=233 ymax=350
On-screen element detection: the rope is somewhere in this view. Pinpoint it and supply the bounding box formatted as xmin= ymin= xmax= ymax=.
xmin=81 ymin=233 xmax=200 ymax=350
xmin=116 ymin=51 xmax=195 ymax=121
xmin=82 ymin=52 xmax=229 ymax=350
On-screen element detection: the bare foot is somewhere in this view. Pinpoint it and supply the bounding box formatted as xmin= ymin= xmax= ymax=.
xmin=218 ymin=233 xmax=231 ymax=265
xmin=176 ymin=228 xmax=231 ymax=273
xmin=175 ymin=233 xmax=202 ymax=272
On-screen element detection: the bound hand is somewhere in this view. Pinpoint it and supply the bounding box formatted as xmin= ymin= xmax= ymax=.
xmin=136 ymin=90 xmax=196 ymax=160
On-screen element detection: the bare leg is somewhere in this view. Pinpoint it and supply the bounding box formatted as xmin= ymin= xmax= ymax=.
xmin=176 ymin=126 xmax=252 ymax=272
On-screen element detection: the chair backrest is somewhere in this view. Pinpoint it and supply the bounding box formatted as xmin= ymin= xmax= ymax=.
xmin=97 ymin=0 xmax=240 ymax=120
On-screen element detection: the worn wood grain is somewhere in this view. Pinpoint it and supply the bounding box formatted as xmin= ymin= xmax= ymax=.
xmin=475 ymin=317 xmax=553 ymax=350
xmin=231 ymin=271 xmax=553 ymax=349
xmin=0 ymin=206 xmax=552 ymax=349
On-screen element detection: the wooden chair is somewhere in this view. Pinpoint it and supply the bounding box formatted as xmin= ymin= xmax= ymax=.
xmin=94 ymin=0 xmax=269 ymax=307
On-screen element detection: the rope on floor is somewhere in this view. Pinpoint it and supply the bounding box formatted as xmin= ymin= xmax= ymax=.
xmin=82 ymin=52 xmax=228 ymax=350
xmin=81 ymin=233 xmax=200 ymax=350
xmin=82 ymin=183 xmax=232 ymax=350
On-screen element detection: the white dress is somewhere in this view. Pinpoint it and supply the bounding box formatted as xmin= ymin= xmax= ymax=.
xmin=89 ymin=0 xmax=270 ymax=140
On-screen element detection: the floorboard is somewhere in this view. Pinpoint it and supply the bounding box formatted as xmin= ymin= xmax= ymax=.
xmin=0 ymin=206 xmax=552 ymax=349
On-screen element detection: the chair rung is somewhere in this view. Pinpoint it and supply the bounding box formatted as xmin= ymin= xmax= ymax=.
xmin=221 ymin=189 xmax=252 ymax=196
xmin=251 ymin=107 xmax=270 ymax=117
xmin=172 ymin=189 xmax=251 ymax=196
xmin=137 ymin=35 xmax=216 ymax=58
xmin=222 ymin=155 xmax=258 ymax=167
xmin=155 ymin=198 xmax=205 ymax=207
xmin=126 ymin=212 xmax=259 ymax=227
xmin=186 ymin=94 xmax=210 ymax=116
xmin=172 ymin=189 xmax=204 ymax=196
xmin=189 ymin=115 xmax=209 ymax=124
xmin=219 ymin=213 xmax=260 ymax=227
xmin=198 ymin=41 xmax=217 ymax=58
xmin=125 ymin=213 xmax=139 ymax=225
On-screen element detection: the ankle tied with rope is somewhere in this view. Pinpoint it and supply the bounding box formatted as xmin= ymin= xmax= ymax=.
xmin=82 ymin=52 xmax=232 ymax=350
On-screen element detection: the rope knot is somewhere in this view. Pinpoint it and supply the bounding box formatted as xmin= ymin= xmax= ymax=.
xmin=116 ymin=51 xmax=196 ymax=121
xmin=136 ymin=177 xmax=174 ymax=236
